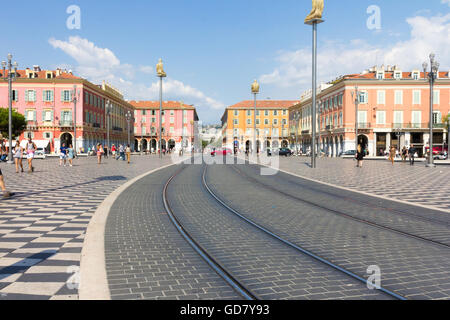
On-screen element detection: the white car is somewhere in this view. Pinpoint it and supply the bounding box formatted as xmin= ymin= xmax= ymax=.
xmin=34 ymin=148 xmax=46 ymax=159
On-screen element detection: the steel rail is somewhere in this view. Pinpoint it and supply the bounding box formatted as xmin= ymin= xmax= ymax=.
xmin=162 ymin=165 xmax=258 ymax=301
xmin=202 ymin=165 xmax=407 ymax=301
xmin=231 ymin=164 xmax=450 ymax=249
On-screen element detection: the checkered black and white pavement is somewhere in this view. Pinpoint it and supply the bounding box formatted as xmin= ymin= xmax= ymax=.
xmin=0 ymin=155 xmax=173 ymax=300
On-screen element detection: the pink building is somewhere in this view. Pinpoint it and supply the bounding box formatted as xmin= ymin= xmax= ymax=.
xmin=0 ymin=66 xmax=135 ymax=153
xmin=291 ymin=65 xmax=450 ymax=157
xmin=129 ymin=101 xmax=199 ymax=152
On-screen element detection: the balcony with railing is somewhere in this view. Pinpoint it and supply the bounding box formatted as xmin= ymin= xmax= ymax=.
xmin=26 ymin=121 xmax=39 ymax=131
xmin=59 ymin=120 xmax=74 ymax=127
xmin=357 ymin=123 xmax=371 ymax=129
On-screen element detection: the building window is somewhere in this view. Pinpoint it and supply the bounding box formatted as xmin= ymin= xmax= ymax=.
xmin=142 ymin=110 xmax=147 ymax=116
xmin=376 ymin=111 xmax=386 ymax=125
xmin=359 ymin=92 xmax=368 ymax=104
xmin=377 ymin=91 xmax=386 ymax=105
xmin=357 ymin=111 xmax=367 ymax=125
xmin=233 ymin=119 xmax=239 ymax=125
xmin=247 ymin=119 xmax=251 ymax=125
xmin=394 ymin=72 xmax=401 ymax=80
xmin=256 ymin=119 xmax=260 ymax=125
xmin=282 ymin=110 xmax=287 ymax=116
xmin=12 ymin=90 xmax=18 ymax=102
xmin=264 ymin=119 xmax=269 ymax=125
xmin=433 ymin=90 xmax=440 ymax=105
xmin=256 ymin=110 xmax=260 ymax=116
xmin=170 ymin=117 xmax=174 ymax=124
xmin=62 ymin=90 xmax=72 ymax=102
xmin=394 ymin=91 xmax=403 ymax=105
xmin=43 ymin=110 xmax=53 ymax=122
xmin=393 ymin=111 xmax=403 ymax=128
xmin=412 ymin=111 xmax=421 ymax=127
xmin=412 ymin=72 xmax=419 ymax=80
xmin=43 ymin=90 xmax=54 ymax=102
xmin=433 ymin=111 xmax=442 ymax=125
xmin=25 ymin=90 xmax=36 ymax=102
xmin=273 ymin=119 xmax=278 ymax=125
xmin=247 ymin=110 xmax=251 ymax=116
xmin=170 ymin=127 xmax=175 ymax=133
xmin=25 ymin=110 xmax=36 ymax=121
xmin=413 ymin=91 xmax=421 ymax=105
xmin=273 ymin=110 xmax=278 ymax=116
xmin=264 ymin=110 xmax=269 ymax=116
xmin=234 ymin=110 xmax=239 ymax=117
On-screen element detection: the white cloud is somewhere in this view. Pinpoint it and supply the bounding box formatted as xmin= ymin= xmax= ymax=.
xmin=260 ymin=14 xmax=450 ymax=91
xmin=49 ymin=36 xmax=224 ymax=122
xmin=442 ymin=0 xmax=450 ymax=7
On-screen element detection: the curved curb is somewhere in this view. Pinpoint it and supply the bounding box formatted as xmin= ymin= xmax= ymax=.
xmin=79 ymin=161 xmax=181 ymax=300
xmin=241 ymin=156 xmax=450 ymax=214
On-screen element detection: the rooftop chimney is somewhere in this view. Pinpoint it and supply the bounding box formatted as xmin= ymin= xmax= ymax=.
xmin=33 ymin=65 xmax=41 ymax=72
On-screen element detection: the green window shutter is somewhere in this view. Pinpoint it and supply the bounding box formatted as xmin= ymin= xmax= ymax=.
xmin=69 ymin=111 xmax=73 ymax=121
xmin=24 ymin=111 xmax=28 ymax=121
xmin=51 ymin=110 xmax=54 ymax=122
xmin=61 ymin=91 xmax=64 ymax=102
xmin=33 ymin=110 xmax=37 ymax=121
xmin=25 ymin=90 xmax=28 ymax=102
xmin=43 ymin=90 xmax=46 ymax=102
xmin=42 ymin=110 xmax=45 ymax=122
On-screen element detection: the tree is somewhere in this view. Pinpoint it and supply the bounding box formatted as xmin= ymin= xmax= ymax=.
xmin=0 ymin=108 xmax=27 ymax=139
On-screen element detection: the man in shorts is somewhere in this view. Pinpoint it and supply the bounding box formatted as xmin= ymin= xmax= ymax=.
xmin=60 ymin=143 xmax=68 ymax=166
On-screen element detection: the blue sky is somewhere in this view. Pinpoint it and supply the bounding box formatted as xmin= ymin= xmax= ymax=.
xmin=1 ymin=0 xmax=449 ymax=123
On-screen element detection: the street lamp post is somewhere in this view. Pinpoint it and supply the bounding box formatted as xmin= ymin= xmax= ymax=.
xmin=423 ymin=54 xmax=439 ymax=168
xmin=2 ymin=54 xmax=18 ymax=164
xmin=125 ymin=111 xmax=131 ymax=148
xmin=156 ymin=58 xmax=167 ymax=159
xmin=305 ymin=1 xmax=324 ymax=168
xmin=351 ymin=86 xmax=360 ymax=151
xmin=140 ymin=118 xmax=144 ymax=155
xmin=106 ymin=100 xmax=112 ymax=157
xmin=251 ymin=80 xmax=259 ymax=156
xmin=317 ymin=100 xmax=322 ymax=157
xmin=72 ymin=85 xmax=78 ymax=156
xmin=294 ymin=112 xmax=300 ymax=155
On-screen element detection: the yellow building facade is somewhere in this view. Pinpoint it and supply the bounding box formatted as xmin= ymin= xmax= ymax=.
xmin=221 ymin=100 xmax=299 ymax=152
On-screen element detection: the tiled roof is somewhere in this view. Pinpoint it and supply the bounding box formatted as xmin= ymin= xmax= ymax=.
xmin=129 ymin=101 xmax=196 ymax=110
xmin=344 ymin=71 xmax=449 ymax=80
xmin=228 ymin=100 xmax=299 ymax=109
xmin=0 ymin=69 xmax=82 ymax=80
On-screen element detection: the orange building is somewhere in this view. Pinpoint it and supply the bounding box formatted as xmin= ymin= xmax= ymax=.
xmin=221 ymin=100 xmax=299 ymax=152
xmin=290 ymin=66 xmax=450 ymax=157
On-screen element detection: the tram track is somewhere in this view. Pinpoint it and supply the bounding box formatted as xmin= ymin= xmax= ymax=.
xmin=162 ymin=165 xmax=259 ymax=300
xmin=201 ymin=165 xmax=406 ymax=301
xmin=230 ymin=164 xmax=450 ymax=249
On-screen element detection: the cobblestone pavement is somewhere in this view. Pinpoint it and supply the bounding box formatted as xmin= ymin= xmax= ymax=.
xmin=166 ymin=164 xmax=391 ymax=300
xmin=105 ymin=165 xmax=242 ymax=300
xmin=273 ymin=157 xmax=450 ymax=212
xmin=0 ymin=155 xmax=173 ymax=300
xmin=206 ymin=163 xmax=450 ymax=300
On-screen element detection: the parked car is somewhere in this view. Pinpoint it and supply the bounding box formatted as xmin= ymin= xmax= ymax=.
xmin=340 ymin=150 xmax=356 ymax=157
xmin=34 ymin=148 xmax=46 ymax=159
xmin=267 ymin=148 xmax=293 ymax=157
xmin=434 ymin=152 xmax=448 ymax=160
xmin=211 ymin=148 xmax=232 ymax=156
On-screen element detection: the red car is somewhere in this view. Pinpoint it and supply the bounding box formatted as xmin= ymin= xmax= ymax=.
xmin=211 ymin=148 xmax=232 ymax=156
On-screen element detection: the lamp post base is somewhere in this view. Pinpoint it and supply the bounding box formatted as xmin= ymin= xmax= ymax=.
xmin=425 ymin=163 xmax=436 ymax=168
xmin=7 ymin=160 xmax=14 ymax=165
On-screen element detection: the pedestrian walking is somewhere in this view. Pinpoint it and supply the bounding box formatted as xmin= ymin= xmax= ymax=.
xmin=59 ymin=143 xmax=68 ymax=166
xmin=104 ymin=145 xmax=109 ymax=159
xmin=356 ymin=144 xmax=365 ymax=168
xmin=408 ymin=144 xmax=417 ymax=166
xmin=111 ymin=144 xmax=116 ymax=158
xmin=401 ymin=147 xmax=407 ymax=162
xmin=67 ymin=144 xmax=75 ymax=167
xmin=97 ymin=143 xmax=104 ymax=164
xmin=26 ymin=138 xmax=37 ymax=173
xmin=126 ymin=144 xmax=131 ymax=164
xmin=388 ymin=146 xmax=396 ymax=165
xmin=13 ymin=140 xmax=24 ymax=173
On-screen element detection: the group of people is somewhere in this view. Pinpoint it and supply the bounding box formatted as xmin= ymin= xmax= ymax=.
xmin=0 ymin=135 xmax=38 ymax=198
xmin=357 ymin=144 xmax=419 ymax=167
xmin=59 ymin=143 xmax=75 ymax=167
xmin=95 ymin=144 xmax=132 ymax=164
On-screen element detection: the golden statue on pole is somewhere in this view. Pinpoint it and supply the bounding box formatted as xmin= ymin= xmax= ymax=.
xmin=251 ymin=79 xmax=260 ymax=94
xmin=156 ymin=58 xmax=167 ymax=77
xmin=304 ymin=0 xmax=324 ymax=24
